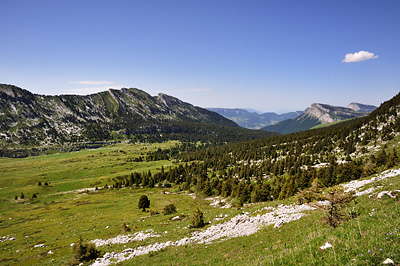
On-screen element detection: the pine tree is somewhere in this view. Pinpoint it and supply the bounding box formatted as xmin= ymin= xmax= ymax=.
xmin=191 ymin=208 xmax=205 ymax=228
xmin=376 ymin=149 xmax=387 ymax=167
xmin=386 ymin=149 xmax=399 ymax=168
xmin=138 ymin=195 xmax=150 ymax=211
xmin=323 ymin=187 xmax=355 ymax=228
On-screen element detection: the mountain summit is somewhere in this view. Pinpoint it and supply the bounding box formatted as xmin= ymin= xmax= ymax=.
xmin=262 ymin=102 xmax=377 ymax=134
xmin=1 ymin=84 xmax=253 ymax=154
xmin=347 ymin=102 xmax=377 ymax=113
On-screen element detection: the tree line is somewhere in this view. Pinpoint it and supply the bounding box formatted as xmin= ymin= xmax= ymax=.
xmin=108 ymin=92 xmax=400 ymax=205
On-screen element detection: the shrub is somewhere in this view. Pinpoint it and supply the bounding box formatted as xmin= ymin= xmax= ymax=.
xmin=121 ymin=222 xmax=131 ymax=232
xmin=163 ymin=204 xmax=177 ymax=215
xmin=72 ymin=236 xmax=101 ymax=264
xmin=150 ymin=210 xmax=159 ymax=216
xmin=191 ymin=208 xmax=205 ymax=228
xmin=323 ymin=187 xmax=355 ymax=228
xmin=162 ymin=180 xmax=171 ymax=188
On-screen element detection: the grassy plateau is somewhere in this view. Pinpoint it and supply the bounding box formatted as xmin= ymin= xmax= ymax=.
xmin=0 ymin=141 xmax=399 ymax=265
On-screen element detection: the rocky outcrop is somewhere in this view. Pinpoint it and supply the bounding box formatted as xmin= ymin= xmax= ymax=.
xmin=348 ymin=102 xmax=377 ymax=113
xmin=304 ymin=103 xmax=370 ymax=124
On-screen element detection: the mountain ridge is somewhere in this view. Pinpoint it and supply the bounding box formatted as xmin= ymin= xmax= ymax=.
xmin=262 ymin=102 xmax=377 ymax=134
xmin=207 ymin=108 xmax=303 ymax=129
xmin=0 ymin=84 xmax=277 ymax=156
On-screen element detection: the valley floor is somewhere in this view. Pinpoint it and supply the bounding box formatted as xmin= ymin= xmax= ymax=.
xmin=0 ymin=143 xmax=399 ymax=265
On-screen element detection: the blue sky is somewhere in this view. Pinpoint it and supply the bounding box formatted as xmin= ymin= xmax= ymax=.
xmin=1 ymin=0 xmax=399 ymax=113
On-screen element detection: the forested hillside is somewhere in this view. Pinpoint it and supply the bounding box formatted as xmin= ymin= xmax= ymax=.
xmin=115 ymin=92 xmax=400 ymax=205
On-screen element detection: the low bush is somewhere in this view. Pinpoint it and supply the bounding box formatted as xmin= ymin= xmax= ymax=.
xmin=71 ymin=236 xmax=101 ymax=265
xmin=163 ymin=204 xmax=176 ymax=215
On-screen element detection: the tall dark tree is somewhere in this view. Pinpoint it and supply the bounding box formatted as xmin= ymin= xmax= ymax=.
xmin=138 ymin=195 xmax=150 ymax=211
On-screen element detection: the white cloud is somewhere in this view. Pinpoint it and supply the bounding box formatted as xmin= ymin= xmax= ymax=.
xmin=162 ymin=88 xmax=212 ymax=93
xmin=67 ymin=81 xmax=119 ymax=95
xmin=66 ymin=86 xmax=125 ymax=95
xmin=342 ymin=51 xmax=378 ymax=63
xmin=70 ymin=81 xmax=114 ymax=85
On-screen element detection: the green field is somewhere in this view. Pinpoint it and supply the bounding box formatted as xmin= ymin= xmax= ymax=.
xmin=1 ymin=141 xmax=399 ymax=265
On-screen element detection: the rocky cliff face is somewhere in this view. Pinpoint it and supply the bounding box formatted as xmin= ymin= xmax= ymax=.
xmin=304 ymin=103 xmax=373 ymax=124
xmin=348 ymin=102 xmax=377 ymax=113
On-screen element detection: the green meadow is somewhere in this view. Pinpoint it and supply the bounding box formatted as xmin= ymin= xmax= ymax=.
xmin=0 ymin=141 xmax=399 ymax=265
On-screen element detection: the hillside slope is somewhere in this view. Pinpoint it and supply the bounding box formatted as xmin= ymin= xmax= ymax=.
xmin=262 ymin=102 xmax=376 ymax=134
xmin=0 ymin=84 xmax=278 ymax=156
xmin=207 ymin=108 xmax=303 ymax=129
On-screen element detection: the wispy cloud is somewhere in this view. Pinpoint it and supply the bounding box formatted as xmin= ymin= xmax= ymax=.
xmin=163 ymin=88 xmax=212 ymax=93
xmin=66 ymin=86 xmax=112 ymax=95
xmin=67 ymin=80 xmax=119 ymax=95
xmin=342 ymin=51 xmax=378 ymax=63
xmin=70 ymin=81 xmax=114 ymax=85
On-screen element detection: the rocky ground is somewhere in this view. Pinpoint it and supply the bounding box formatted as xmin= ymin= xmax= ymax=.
xmin=90 ymin=168 xmax=400 ymax=266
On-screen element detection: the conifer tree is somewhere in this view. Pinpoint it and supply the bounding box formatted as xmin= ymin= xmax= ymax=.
xmin=191 ymin=208 xmax=205 ymax=228
xmin=138 ymin=195 xmax=150 ymax=211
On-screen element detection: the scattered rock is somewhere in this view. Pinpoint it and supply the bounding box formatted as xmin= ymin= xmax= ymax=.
xmin=355 ymin=187 xmax=375 ymax=197
xmin=342 ymin=169 xmax=400 ymax=194
xmin=0 ymin=236 xmax=15 ymax=242
xmin=91 ymin=230 xmax=160 ymax=247
xmin=314 ymin=200 xmax=330 ymax=207
xmin=319 ymin=242 xmax=332 ymax=250
xmin=206 ymin=196 xmax=232 ymax=208
xmin=172 ymin=216 xmax=180 ymax=221
xmin=91 ymin=203 xmax=315 ymax=266
xmin=377 ymin=191 xmax=397 ymax=199
xmin=383 ymin=258 xmax=395 ymax=264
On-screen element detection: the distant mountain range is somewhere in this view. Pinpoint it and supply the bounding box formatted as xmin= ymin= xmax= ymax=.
xmin=207 ymin=108 xmax=303 ymax=129
xmin=262 ymin=102 xmax=377 ymax=134
xmin=0 ymin=84 xmax=276 ymax=156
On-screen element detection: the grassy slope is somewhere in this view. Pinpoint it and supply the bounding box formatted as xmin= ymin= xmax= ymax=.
xmin=0 ymin=141 xmax=399 ymax=265
xmin=310 ymin=118 xmax=356 ymax=130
